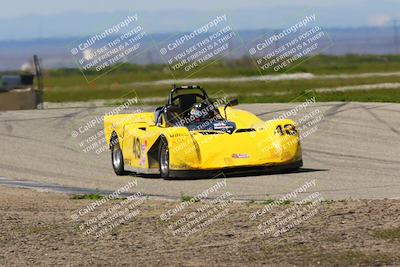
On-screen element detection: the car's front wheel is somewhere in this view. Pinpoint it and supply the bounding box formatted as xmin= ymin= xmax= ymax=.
xmin=111 ymin=136 xmax=125 ymax=175
xmin=159 ymin=137 xmax=170 ymax=179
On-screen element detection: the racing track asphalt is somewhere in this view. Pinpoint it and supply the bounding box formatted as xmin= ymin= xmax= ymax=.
xmin=0 ymin=102 xmax=399 ymax=201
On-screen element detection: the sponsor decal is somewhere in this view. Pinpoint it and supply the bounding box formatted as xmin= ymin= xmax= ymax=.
xmin=170 ymin=133 xmax=189 ymax=137
xmin=232 ymin=153 xmax=249 ymax=159
xmin=214 ymin=122 xmax=233 ymax=130
xmin=139 ymin=140 xmax=147 ymax=166
xmin=170 ymin=164 xmax=189 ymax=169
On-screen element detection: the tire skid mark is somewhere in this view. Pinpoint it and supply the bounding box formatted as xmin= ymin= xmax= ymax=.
xmin=361 ymin=104 xmax=400 ymax=136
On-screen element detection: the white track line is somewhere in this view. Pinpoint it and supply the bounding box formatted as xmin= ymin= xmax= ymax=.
xmin=315 ymin=82 xmax=400 ymax=92
xmin=127 ymin=71 xmax=400 ymax=86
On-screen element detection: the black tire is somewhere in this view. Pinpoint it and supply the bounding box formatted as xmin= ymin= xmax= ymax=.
xmin=159 ymin=137 xmax=170 ymax=179
xmin=111 ymin=136 xmax=125 ymax=175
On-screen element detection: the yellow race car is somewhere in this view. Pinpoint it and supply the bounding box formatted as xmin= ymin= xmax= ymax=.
xmin=104 ymin=85 xmax=302 ymax=179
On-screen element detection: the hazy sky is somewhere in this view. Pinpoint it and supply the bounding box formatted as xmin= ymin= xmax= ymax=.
xmin=2 ymin=1 xmax=333 ymax=17
xmin=0 ymin=0 xmax=399 ymax=40
xmin=0 ymin=0 xmax=398 ymax=22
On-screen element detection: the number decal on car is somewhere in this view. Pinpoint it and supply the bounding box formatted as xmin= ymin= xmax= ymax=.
xmin=133 ymin=137 xmax=141 ymax=159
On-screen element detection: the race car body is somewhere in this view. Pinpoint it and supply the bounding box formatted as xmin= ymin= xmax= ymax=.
xmin=104 ymin=85 xmax=302 ymax=178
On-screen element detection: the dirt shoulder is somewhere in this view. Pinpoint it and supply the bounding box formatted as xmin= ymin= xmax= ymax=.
xmin=0 ymin=186 xmax=399 ymax=267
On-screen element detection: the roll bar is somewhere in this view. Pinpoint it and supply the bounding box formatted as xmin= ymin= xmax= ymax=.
xmin=167 ymin=85 xmax=209 ymax=105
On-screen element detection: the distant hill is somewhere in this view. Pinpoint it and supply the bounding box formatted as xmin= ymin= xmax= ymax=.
xmin=0 ymin=27 xmax=398 ymax=71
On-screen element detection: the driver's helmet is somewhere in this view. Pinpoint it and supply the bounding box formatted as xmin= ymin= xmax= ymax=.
xmin=190 ymin=102 xmax=212 ymax=121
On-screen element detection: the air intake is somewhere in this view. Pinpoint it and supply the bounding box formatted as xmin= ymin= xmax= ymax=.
xmin=235 ymin=128 xmax=256 ymax=133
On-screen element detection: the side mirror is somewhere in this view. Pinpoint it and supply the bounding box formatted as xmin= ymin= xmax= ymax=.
xmin=224 ymin=98 xmax=239 ymax=119
xmin=227 ymin=98 xmax=239 ymax=107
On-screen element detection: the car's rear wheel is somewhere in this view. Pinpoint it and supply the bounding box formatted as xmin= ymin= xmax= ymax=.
xmin=159 ymin=137 xmax=170 ymax=179
xmin=111 ymin=136 xmax=125 ymax=175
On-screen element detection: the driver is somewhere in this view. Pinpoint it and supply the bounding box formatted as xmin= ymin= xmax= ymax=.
xmin=189 ymin=102 xmax=214 ymax=122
